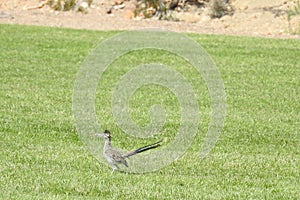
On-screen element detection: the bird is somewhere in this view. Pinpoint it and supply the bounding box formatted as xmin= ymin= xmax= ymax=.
xmin=95 ymin=130 xmax=162 ymax=171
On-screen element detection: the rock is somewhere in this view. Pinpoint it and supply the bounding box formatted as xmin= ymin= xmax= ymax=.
xmin=242 ymin=6 xmax=248 ymax=11
xmin=114 ymin=0 xmax=124 ymax=5
xmin=220 ymin=14 xmax=231 ymax=22
xmin=75 ymin=1 xmax=90 ymax=13
xmin=106 ymin=7 xmax=113 ymax=14
xmin=172 ymin=12 xmax=201 ymax=23
xmin=74 ymin=0 xmax=89 ymax=13
xmin=124 ymin=9 xmax=134 ymax=19
xmin=135 ymin=12 xmax=145 ymax=20
xmin=200 ymin=13 xmax=211 ymax=22
xmin=0 ymin=11 xmax=14 ymax=19
xmin=146 ymin=7 xmax=156 ymax=15
xmin=80 ymin=2 xmax=89 ymax=9
xmin=113 ymin=3 xmax=125 ymax=10
xmin=124 ymin=1 xmax=137 ymax=18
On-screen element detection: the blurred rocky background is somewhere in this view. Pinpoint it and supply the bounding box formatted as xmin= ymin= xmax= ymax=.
xmin=1 ymin=0 xmax=299 ymax=37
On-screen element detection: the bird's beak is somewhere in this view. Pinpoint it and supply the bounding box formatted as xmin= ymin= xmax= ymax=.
xmin=95 ymin=133 xmax=105 ymax=137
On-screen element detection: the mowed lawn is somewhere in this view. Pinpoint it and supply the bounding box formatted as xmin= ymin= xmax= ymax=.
xmin=0 ymin=24 xmax=299 ymax=199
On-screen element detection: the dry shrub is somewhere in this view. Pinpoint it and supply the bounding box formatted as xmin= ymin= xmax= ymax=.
xmin=48 ymin=0 xmax=92 ymax=11
xmin=288 ymin=1 xmax=300 ymax=34
xmin=208 ymin=0 xmax=234 ymax=18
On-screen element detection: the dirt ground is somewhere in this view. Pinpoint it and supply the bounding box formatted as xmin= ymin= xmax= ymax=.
xmin=1 ymin=0 xmax=300 ymax=39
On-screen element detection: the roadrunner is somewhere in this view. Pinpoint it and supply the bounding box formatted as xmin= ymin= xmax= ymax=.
xmin=95 ymin=130 xmax=162 ymax=171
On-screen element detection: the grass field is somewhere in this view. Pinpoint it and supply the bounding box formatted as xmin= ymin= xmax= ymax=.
xmin=0 ymin=24 xmax=299 ymax=199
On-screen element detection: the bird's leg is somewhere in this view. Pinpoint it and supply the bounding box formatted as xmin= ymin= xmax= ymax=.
xmin=112 ymin=164 xmax=119 ymax=171
xmin=111 ymin=164 xmax=120 ymax=174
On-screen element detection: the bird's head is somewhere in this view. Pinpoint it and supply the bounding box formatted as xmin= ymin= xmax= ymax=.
xmin=95 ymin=130 xmax=111 ymax=140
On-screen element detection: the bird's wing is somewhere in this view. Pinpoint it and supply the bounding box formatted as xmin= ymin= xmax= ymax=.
xmin=106 ymin=148 xmax=128 ymax=167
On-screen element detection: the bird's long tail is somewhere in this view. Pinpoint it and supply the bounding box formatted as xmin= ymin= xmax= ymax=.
xmin=123 ymin=139 xmax=162 ymax=158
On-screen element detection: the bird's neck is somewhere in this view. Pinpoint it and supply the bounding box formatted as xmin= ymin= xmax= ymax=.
xmin=104 ymin=137 xmax=112 ymax=150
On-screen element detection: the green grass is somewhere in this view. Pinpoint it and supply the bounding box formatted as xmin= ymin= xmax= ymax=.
xmin=0 ymin=24 xmax=299 ymax=199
